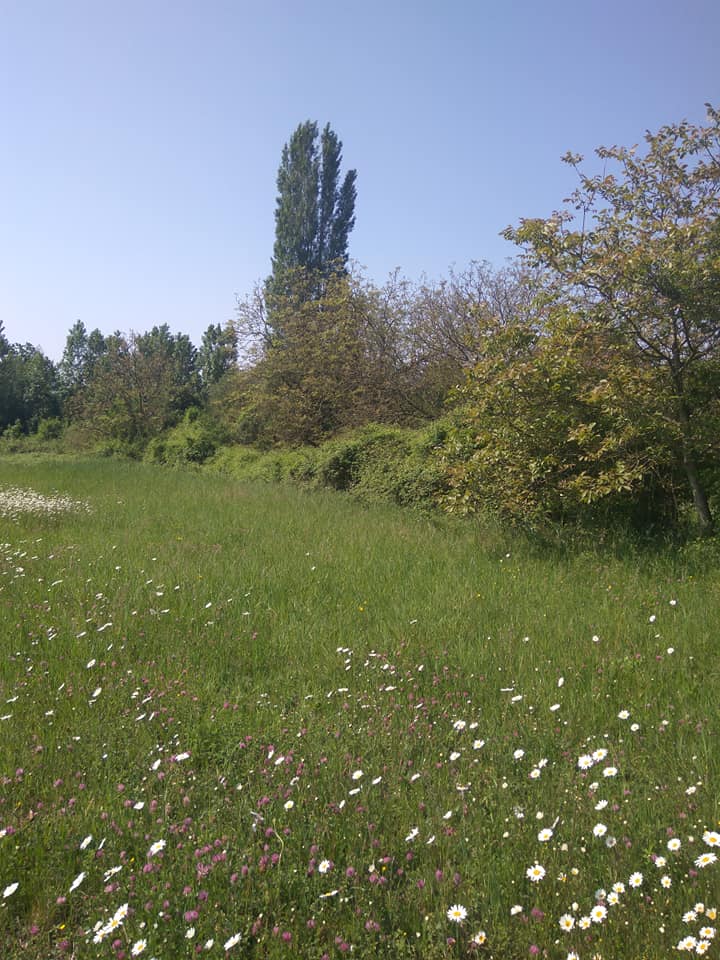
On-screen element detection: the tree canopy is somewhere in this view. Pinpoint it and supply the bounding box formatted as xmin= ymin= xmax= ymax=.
xmin=269 ymin=121 xmax=357 ymax=302
xmin=443 ymin=105 xmax=720 ymax=533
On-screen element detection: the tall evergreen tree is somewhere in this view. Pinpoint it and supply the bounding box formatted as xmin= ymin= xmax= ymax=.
xmin=269 ymin=121 xmax=357 ymax=300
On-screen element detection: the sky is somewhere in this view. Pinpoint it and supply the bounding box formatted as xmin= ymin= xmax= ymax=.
xmin=2 ymin=0 xmax=719 ymax=360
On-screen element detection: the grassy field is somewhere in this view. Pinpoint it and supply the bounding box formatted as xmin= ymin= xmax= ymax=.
xmin=0 ymin=457 xmax=718 ymax=959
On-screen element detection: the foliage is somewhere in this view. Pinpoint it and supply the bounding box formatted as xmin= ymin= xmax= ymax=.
xmin=269 ymin=121 xmax=357 ymax=304
xmin=441 ymin=308 xmax=682 ymax=529
xmin=144 ymin=409 xmax=229 ymax=467
xmin=68 ymin=327 xmax=201 ymax=451
xmin=57 ymin=320 xmax=107 ymax=400
xmin=197 ymin=322 xmax=238 ymax=389
xmin=236 ymin=269 xmax=408 ymax=445
xmin=205 ymin=422 xmax=448 ymax=512
xmin=498 ymin=104 xmax=720 ymax=533
xmin=0 ymin=343 xmax=60 ymax=433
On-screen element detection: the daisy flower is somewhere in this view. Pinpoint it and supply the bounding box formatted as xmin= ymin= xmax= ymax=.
xmin=526 ymin=863 xmax=546 ymax=882
xmin=559 ymin=914 xmax=575 ymax=932
xmin=447 ymin=904 xmax=467 ymax=923
xmin=471 ymin=930 xmax=487 ymax=945
xmin=130 ymin=941 xmax=147 ymax=957
xmin=667 ymin=837 xmax=681 ymax=851
xmin=628 ymin=872 xmax=643 ymax=888
xmin=223 ymin=932 xmax=242 ymax=950
xmin=591 ymin=904 xmax=607 ymax=923
xmin=538 ymin=828 xmax=553 ymax=842
xmin=148 ymin=839 xmax=166 ymax=856
xmin=703 ymin=831 xmax=720 ymax=847
xmin=695 ymin=853 xmax=718 ymax=869
xmin=318 ymin=859 xmax=332 ymax=874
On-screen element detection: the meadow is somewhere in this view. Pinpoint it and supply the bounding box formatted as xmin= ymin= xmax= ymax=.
xmin=0 ymin=457 xmax=718 ymax=959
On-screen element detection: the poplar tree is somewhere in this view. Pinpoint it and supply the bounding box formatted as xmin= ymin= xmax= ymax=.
xmin=269 ymin=121 xmax=357 ymax=302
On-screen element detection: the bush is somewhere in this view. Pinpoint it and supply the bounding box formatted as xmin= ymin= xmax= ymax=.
xmin=144 ymin=412 xmax=228 ymax=467
xmin=205 ymin=422 xmax=449 ymax=512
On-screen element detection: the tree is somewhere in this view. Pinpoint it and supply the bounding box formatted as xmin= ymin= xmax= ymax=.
xmin=198 ymin=322 xmax=238 ymax=388
xmin=499 ymin=105 xmax=720 ymax=534
xmin=0 ymin=343 xmax=60 ymax=433
xmin=58 ymin=320 xmax=107 ymax=400
xmin=69 ymin=328 xmax=200 ymax=449
xmin=269 ymin=121 xmax=357 ymax=303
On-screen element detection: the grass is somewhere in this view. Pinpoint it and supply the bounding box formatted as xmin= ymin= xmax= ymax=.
xmin=0 ymin=456 xmax=718 ymax=959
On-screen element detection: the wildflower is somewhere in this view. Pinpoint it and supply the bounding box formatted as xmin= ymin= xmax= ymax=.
xmin=668 ymin=837 xmax=682 ymax=851
xmin=559 ymin=914 xmax=575 ymax=932
xmin=538 ymin=828 xmax=553 ymax=842
xmin=618 ymin=710 xmax=630 ymax=719
xmin=510 ymin=904 xmax=523 ymax=915
xmin=69 ymin=872 xmax=85 ymax=892
xmin=148 ymin=839 xmax=166 ymax=856
xmin=3 ymin=882 xmax=18 ymax=898
xmin=113 ymin=903 xmax=129 ymax=922
xmin=449 ymin=751 xmax=461 ymax=762
xmin=526 ymin=863 xmax=546 ymax=882
xmin=593 ymin=823 xmax=607 ymax=838
xmin=628 ymin=872 xmax=643 ymax=888
xmin=696 ymin=942 xmax=711 ymax=955
xmin=473 ymin=739 xmax=485 ymax=750
xmin=284 ymin=800 xmax=294 ymax=810
xmin=607 ymin=891 xmax=620 ymax=905
xmin=79 ymin=835 xmax=93 ymax=850
xmin=447 ymin=904 xmax=467 ymax=923
xmin=577 ymin=754 xmax=594 ymax=770
xmin=695 ymin=853 xmax=718 ymax=869
xmin=603 ymin=766 xmax=618 ymax=777
xmin=699 ymin=927 xmax=716 ymax=940
xmin=186 ymin=927 xmax=196 ymax=939
xmin=351 ymin=769 xmax=363 ymax=780
xmin=471 ymin=930 xmax=487 ymax=945
xmin=131 ymin=941 xmax=147 ymax=956
xmin=677 ymin=936 xmax=697 ymax=951
xmin=684 ymin=911 xmax=698 ymax=924
xmin=703 ymin=831 xmax=720 ymax=847
xmin=318 ymin=859 xmax=332 ymax=874
xmin=654 ymin=855 xmax=667 ymax=868
xmin=578 ymin=916 xmax=592 ymax=929
xmin=405 ymin=828 xmax=419 ymax=842
xmin=592 ymin=748 xmax=608 ymax=762
xmin=590 ymin=905 xmax=607 ymax=923
xmin=529 ymin=768 xmax=541 ymax=779
xmin=223 ymin=932 xmax=242 ymax=950
xmin=453 ymin=720 xmax=466 ymax=731
xmin=660 ymin=875 xmax=672 ymax=888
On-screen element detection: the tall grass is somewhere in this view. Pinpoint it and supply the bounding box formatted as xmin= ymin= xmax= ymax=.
xmin=0 ymin=457 xmax=718 ymax=959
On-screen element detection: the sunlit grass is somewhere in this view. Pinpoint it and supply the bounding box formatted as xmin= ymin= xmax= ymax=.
xmin=0 ymin=457 xmax=718 ymax=958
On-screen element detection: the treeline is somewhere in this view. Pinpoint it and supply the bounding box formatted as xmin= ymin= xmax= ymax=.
xmin=0 ymin=259 xmax=528 ymax=448
xmin=2 ymin=107 xmax=719 ymax=536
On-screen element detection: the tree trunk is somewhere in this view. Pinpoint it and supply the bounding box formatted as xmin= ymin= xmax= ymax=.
xmin=681 ymin=441 xmax=714 ymax=536
xmin=675 ymin=392 xmax=714 ymax=535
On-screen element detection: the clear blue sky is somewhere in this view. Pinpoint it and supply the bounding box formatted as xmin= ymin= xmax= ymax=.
xmin=2 ymin=0 xmax=718 ymax=359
